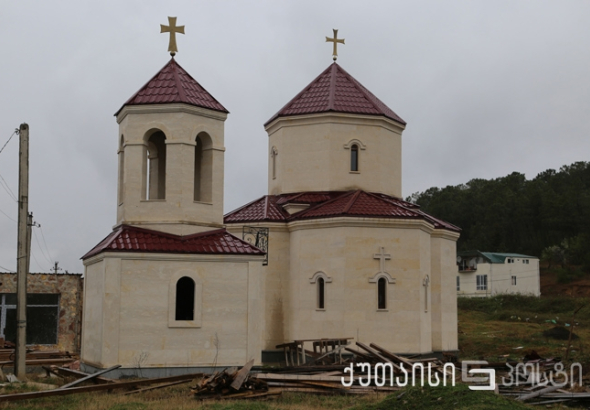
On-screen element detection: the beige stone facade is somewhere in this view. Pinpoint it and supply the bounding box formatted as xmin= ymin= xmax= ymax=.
xmin=266 ymin=113 xmax=404 ymax=198
xmin=82 ymin=58 xmax=266 ymax=373
xmin=227 ymin=217 xmax=459 ymax=355
xmin=82 ymin=56 xmax=460 ymax=374
xmin=81 ymin=253 xmax=263 ymax=370
xmin=116 ymin=104 xmax=227 ymax=236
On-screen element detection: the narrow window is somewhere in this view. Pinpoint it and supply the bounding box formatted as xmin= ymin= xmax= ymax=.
xmin=146 ymin=131 xmax=166 ymax=200
xmin=511 ymin=276 xmax=517 ymax=286
xmin=271 ymin=147 xmax=278 ymax=180
xmin=318 ymin=277 xmax=325 ymax=309
xmin=456 ymin=276 xmax=460 ymax=291
xmin=118 ymin=135 xmax=125 ymax=204
xmin=378 ymin=277 xmax=386 ymax=309
xmin=350 ymin=144 xmax=359 ymax=172
xmin=175 ymin=277 xmax=195 ymax=321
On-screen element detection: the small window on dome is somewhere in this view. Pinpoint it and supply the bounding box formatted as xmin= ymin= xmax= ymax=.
xmin=318 ymin=277 xmax=325 ymax=309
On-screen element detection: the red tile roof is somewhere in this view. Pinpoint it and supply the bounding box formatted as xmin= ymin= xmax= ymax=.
xmin=265 ymin=63 xmax=405 ymax=126
xmin=82 ymin=225 xmax=264 ymax=260
xmin=224 ymin=190 xmax=460 ymax=232
xmin=115 ymin=58 xmax=228 ymax=116
xmin=224 ymin=196 xmax=290 ymax=223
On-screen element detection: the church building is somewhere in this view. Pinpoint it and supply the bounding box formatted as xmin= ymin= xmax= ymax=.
xmin=80 ymin=24 xmax=460 ymax=376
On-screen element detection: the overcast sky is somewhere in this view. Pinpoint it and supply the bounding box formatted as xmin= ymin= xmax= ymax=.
xmin=0 ymin=1 xmax=588 ymax=273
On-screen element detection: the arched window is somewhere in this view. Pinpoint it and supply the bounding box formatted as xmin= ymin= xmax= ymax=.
xmin=118 ymin=135 xmax=125 ymax=204
xmin=318 ymin=277 xmax=325 ymax=309
xmin=146 ymin=131 xmax=166 ymax=200
xmin=175 ymin=276 xmax=195 ymax=321
xmin=378 ymin=277 xmax=387 ymax=309
xmin=194 ymin=133 xmax=213 ymax=202
xmin=350 ymin=144 xmax=359 ymax=172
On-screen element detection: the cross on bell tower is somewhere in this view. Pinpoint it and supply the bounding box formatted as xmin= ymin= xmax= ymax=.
xmin=160 ymin=16 xmax=185 ymax=56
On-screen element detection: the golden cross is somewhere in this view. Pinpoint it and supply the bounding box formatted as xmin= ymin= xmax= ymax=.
xmin=325 ymin=29 xmax=345 ymax=61
xmin=160 ymin=17 xmax=185 ymax=57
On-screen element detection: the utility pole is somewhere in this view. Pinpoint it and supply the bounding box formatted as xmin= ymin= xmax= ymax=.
xmin=15 ymin=123 xmax=29 ymax=379
xmin=51 ymin=261 xmax=61 ymax=274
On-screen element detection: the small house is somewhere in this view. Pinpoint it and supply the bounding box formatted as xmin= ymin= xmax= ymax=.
xmin=456 ymin=251 xmax=540 ymax=297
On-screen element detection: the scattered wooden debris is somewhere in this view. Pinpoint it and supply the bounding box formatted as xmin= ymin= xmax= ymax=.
xmin=191 ymin=361 xmax=268 ymax=399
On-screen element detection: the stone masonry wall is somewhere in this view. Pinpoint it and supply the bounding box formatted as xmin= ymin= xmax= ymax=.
xmin=0 ymin=273 xmax=83 ymax=353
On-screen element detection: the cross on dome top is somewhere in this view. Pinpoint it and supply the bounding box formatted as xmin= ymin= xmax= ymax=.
xmin=325 ymin=29 xmax=345 ymax=61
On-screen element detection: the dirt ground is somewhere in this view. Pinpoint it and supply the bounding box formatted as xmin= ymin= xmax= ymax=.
xmin=541 ymin=268 xmax=590 ymax=297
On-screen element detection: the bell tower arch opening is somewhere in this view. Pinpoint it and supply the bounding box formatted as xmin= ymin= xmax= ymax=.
xmin=194 ymin=132 xmax=213 ymax=203
xmin=145 ymin=130 xmax=167 ymax=200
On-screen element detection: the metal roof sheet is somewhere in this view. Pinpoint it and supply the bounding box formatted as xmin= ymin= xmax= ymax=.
xmin=265 ymin=63 xmax=405 ymax=126
xmin=115 ymin=58 xmax=228 ymax=115
xmin=82 ymin=225 xmax=264 ymax=260
xmin=458 ymin=250 xmax=538 ymax=263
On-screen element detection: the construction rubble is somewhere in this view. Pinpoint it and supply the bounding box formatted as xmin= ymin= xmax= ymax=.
xmin=0 ymin=339 xmax=588 ymax=405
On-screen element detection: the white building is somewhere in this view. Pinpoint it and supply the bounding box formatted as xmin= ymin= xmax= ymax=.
xmin=456 ymin=251 xmax=540 ymax=297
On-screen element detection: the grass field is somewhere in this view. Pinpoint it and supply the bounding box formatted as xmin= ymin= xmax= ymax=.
xmin=1 ymin=294 xmax=588 ymax=409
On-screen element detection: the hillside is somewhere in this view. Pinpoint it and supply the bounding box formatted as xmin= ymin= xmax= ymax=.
xmin=408 ymin=161 xmax=590 ymax=269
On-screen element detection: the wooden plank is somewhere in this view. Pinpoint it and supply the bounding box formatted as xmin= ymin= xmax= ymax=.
xmin=0 ymin=372 xmax=203 ymax=403
xmin=253 ymin=372 xmax=345 ymax=382
xmin=356 ymin=342 xmax=393 ymax=365
xmin=50 ymin=366 xmax=116 ymax=384
xmin=517 ymin=384 xmax=562 ymax=401
xmin=124 ymin=379 xmax=191 ymax=395
xmin=229 ymin=359 xmax=255 ymax=391
xmin=58 ymin=365 xmax=121 ymax=390
xmin=369 ymin=343 xmax=413 ymax=366
xmin=344 ymin=347 xmax=374 ymax=362
xmin=309 ymin=345 xmax=345 ymax=365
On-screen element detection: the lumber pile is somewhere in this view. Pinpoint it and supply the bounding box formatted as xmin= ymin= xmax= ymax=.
xmin=191 ymin=359 xmax=277 ymax=400
xmin=495 ymin=353 xmax=590 ymax=406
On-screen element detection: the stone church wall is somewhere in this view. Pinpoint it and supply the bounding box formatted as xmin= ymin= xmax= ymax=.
xmin=286 ymin=221 xmax=434 ymax=354
xmin=81 ymin=253 xmax=263 ymax=371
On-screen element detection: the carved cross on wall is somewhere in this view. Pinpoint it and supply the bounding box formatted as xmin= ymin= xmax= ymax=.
xmin=373 ymin=247 xmax=391 ymax=275
xmin=423 ymin=275 xmax=430 ymax=313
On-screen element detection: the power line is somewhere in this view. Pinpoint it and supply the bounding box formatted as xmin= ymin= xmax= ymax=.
xmin=39 ymin=225 xmax=55 ymax=263
xmin=0 ymin=264 xmax=15 ymax=272
xmin=33 ymin=229 xmax=52 ymax=265
xmin=0 ymin=206 xmax=16 ymax=222
xmin=30 ymin=249 xmax=44 ymax=272
xmin=0 ymin=129 xmax=17 ymax=156
xmin=0 ymin=172 xmax=17 ymax=201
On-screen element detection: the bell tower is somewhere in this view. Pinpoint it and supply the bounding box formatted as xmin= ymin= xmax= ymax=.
xmin=115 ymin=58 xmax=229 ymax=235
